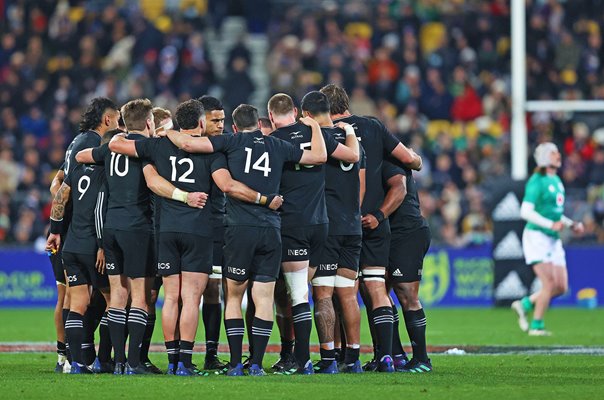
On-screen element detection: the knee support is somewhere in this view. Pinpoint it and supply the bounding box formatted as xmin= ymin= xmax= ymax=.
xmin=335 ymin=275 xmax=356 ymax=288
xmin=311 ymin=275 xmax=336 ymax=288
xmin=283 ymin=269 xmax=309 ymax=306
xmin=209 ymin=265 xmax=222 ymax=280
xmin=360 ymin=268 xmax=386 ymax=283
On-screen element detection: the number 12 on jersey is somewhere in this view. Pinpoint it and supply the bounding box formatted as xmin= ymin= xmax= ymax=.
xmin=244 ymin=147 xmax=271 ymax=177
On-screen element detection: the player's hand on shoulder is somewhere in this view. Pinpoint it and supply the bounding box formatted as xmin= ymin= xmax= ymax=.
xmin=156 ymin=128 xmax=178 ymax=138
xmin=187 ymin=192 xmax=208 ymax=209
xmin=361 ymin=214 xmax=379 ymax=230
xmin=267 ymin=194 xmax=284 ymax=210
xmin=299 ymin=116 xmax=319 ymax=127
xmin=96 ymin=249 xmax=105 ymax=274
xmin=335 ymin=121 xmax=350 ymax=130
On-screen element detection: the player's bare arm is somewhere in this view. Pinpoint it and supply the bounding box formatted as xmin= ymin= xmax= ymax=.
xmin=331 ymin=121 xmax=360 ymax=163
xmin=161 ymin=129 xmax=214 ymax=153
xmin=75 ymin=148 xmax=96 ymax=164
xmin=211 ymin=168 xmax=283 ymax=210
xmin=362 ymin=173 xmax=406 ymax=230
xmin=391 ymin=143 xmax=422 ymax=171
xmin=50 ymin=169 xmax=64 ymax=198
xmin=142 ymin=164 xmax=207 ymax=209
xmin=298 ymin=116 xmax=327 ymax=165
xmin=46 ymin=182 xmax=72 ymax=252
xmin=108 ymin=133 xmax=138 ymax=157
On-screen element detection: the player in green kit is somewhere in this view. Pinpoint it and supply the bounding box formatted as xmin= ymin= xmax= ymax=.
xmin=512 ymin=143 xmax=584 ymax=336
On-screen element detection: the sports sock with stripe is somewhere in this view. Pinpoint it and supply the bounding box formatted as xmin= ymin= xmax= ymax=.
xmin=203 ymin=303 xmax=222 ymax=358
xmin=127 ymin=307 xmax=148 ymax=367
xmin=392 ymin=305 xmax=407 ymax=358
xmin=372 ymin=306 xmax=394 ymax=359
xmin=108 ymin=308 xmax=127 ymax=364
xmin=65 ymin=311 xmax=85 ymax=365
xmin=250 ymin=317 xmax=273 ymax=367
xmin=403 ymin=309 xmax=428 ymax=362
xmin=98 ymin=312 xmax=112 ymax=363
xmin=179 ymin=340 xmax=195 ymax=368
xmin=225 ymin=318 xmax=245 ymax=366
xmin=165 ymin=340 xmax=179 ymax=366
xmin=292 ymin=303 xmax=312 ymax=366
xmin=140 ymin=313 xmax=156 ymax=363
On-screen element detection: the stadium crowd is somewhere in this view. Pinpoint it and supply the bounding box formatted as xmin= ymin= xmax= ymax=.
xmin=1 ymin=0 xmax=603 ymax=247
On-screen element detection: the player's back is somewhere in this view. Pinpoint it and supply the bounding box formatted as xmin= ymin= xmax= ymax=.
xmin=92 ymin=133 xmax=152 ymax=232
xmin=63 ymin=163 xmax=105 ymax=255
xmin=209 ymin=129 xmax=302 ymax=228
xmin=135 ymin=136 xmax=225 ymax=236
xmin=334 ymin=115 xmax=399 ymax=214
xmin=271 ymin=121 xmax=330 ymax=228
xmin=323 ymin=126 xmax=364 ymax=236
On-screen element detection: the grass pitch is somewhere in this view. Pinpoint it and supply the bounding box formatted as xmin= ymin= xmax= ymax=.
xmin=0 ymin=307 xmax=603 ymax=399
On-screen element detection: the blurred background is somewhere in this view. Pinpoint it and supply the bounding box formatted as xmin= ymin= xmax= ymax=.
xmin=0 ymin=0 xmax=602 ymax=308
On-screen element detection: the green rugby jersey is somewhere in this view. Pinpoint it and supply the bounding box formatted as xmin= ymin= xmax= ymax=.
xmin=523 ymin=172 xmax=565 ymax=238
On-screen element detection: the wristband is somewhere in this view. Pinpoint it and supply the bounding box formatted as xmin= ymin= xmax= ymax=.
xmin=372 ymin=210 xmax=385 ymax=224
xmin=172 ymin=188 xmax=188 ymax=204
xmin=264 ymin=194 xmax=279 ymax=208
xmin=344 ymin=125 xmax=355 ymax=136
xmin=255 ymin=192 xmax=262 ymax=204
xmin=50 ymin=218 xmax=63 ymax=234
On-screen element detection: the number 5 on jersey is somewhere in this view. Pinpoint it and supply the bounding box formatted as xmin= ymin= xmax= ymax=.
xmin=244 ymin=147 xmax=271 ymax=177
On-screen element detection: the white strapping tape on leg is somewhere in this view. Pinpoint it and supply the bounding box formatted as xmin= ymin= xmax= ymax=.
xmin=283 ymin=269 xmax=309 ymax=306
xmin=311 ymin=275 xmax=336 ymax=287
xmin=335 ymin=275 xmax=356 ymax=288
xmin=361 ymin=268 xmax=385 ymax=282
xmin=209 ymin=265 xmax=222 ymax=279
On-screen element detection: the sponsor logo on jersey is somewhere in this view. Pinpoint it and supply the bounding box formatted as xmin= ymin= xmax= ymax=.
xmin=319 ymin=263 xmax=337 ymax=271
xmin=556 ymin=193 xmax=564 ymax=206
xmin=157 ymin=262 xmax=171 ymax=270
xmin=289 ymin=131 xmax=303 ymax=140
xmin=549 ymin=184 xmax=555 ymax=192
xmin=227 ymin=266 xmax=246 ymax=275
xmin=287 ymin=248 xmax=308 ymax=256
xmin=492 ymin=192 xmax=521 ymax=221
xmin=493 ymin=231 xmax=524 ymax=260
xmin=106 ymin=263 xmax=115 ymax=270
xmin=253 ymin=137 xmax=265 ymax=144
xmin=67 ymin=275 xmax=77 ymax=283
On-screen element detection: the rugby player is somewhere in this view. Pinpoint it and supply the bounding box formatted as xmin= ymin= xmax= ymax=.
xmin=300 ymin=91 xmax=365 ymax=374
xmin=513 ymin=143 xmax=584 ymax=336
xmin=160 ymin=104 xmax=326 ymax=376
xmin=268 ymin=92 xmax=359 ymax=374
xmin=75 ymin=99 xmax=158 ymax=374
xmin=46 ymin=130 xmax=122 ymax=373
xmin=197 ymin=95 xmax=228 ymax=370
xmin=382 ymin=159 xmax=432 ymax=372
xmin=49 ymin=97 xmax=120 ymax=372
xmin=320 ymin=84 xmax=421 ymax=372
xmin=110 ymin=99 xmax=280 ymax=375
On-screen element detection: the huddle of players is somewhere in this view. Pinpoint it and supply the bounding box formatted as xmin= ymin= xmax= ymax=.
xmin=46 ymin=83 xmax=433 ymax=376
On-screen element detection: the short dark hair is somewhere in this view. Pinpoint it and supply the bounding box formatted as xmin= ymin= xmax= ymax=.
xmin=198 ymin=95 xmax=224 ymax=112
xmin=175 ymin=99 xmax=205 ymax=130
xmin=101 ymin=128 xmax=125 ymax=145
xmin=320 ymin=84 xmax=349 ymax=115
xmin=267 ymin=93 xmax=295 ymax=116
xmin=232 ymin=104 xmax=259 ymax=131
xmin=258 ymin=117 xmax=272 ymax=129
xmin=121 ymin=98 xmax=153 ymax=131
xmin=79 ymin=97 xmax=118 ymax=132
xmin=301 ymin=91 xmax=330 ymax=115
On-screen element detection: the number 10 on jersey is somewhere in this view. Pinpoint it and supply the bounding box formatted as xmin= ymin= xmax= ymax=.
xmin=244 ymin=147 xmax=271 ymax=177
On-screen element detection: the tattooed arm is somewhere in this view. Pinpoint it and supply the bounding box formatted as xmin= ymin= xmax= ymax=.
xmin=46 ymin=182 xmax=72 ymax=252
